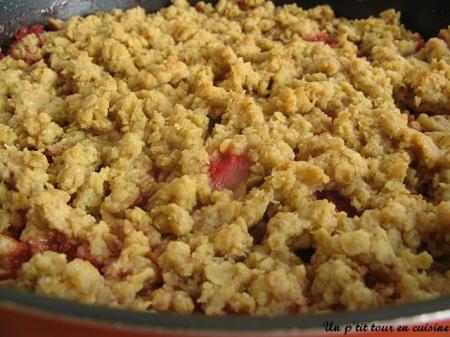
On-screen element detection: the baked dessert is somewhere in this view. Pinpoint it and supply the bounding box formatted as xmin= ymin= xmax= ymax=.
xmin=0 ymin=0 xmax=449 ymax=315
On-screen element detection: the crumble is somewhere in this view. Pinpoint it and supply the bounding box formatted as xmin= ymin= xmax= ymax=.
xmin=0 ymin=0 xmax=449 ymax=315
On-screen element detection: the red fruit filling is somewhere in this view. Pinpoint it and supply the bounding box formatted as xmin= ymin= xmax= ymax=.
xmin=7 ymin=24 xmax=45 ymax=64
xmin=209 ymin=152 xmax=250 ymax=190
xmin=303 ymin=32 xmax=337 ymax=46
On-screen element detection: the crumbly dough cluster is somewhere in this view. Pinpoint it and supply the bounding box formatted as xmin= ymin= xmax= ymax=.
xmin=0 ymin=0 xmax=449 ymax=315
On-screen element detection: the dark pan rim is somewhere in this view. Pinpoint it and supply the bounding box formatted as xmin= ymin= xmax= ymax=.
xmin=0 ymin=0 xmax=449 ymax=333
xmin=0 ymin=286 xmax=449 ymax=332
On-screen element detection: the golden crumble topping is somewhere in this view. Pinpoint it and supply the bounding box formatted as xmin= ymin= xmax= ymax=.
xmin=0 ymin=0 xmax=449 ymax=315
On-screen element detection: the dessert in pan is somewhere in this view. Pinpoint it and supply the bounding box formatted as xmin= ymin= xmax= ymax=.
xmin=0 ymin=0 xmax=449 ymax=317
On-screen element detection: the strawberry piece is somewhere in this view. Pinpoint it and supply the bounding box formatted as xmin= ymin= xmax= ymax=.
xmin=303 ymin=32 xmax=337 ymax=46
xmin=13 ymin=24 xmax=44 ymax=42
xmin=209 ymin=152 xmax=250 ymax=190
xmin=327 ymin=39 xmax=338 ymax=48
xmin=25 ymin=237 xmax=54 ymax=255
xmin=14 ymin=26 xmax=30 ymax=41
xmin=29 ymin=24 xmax=44 ymax=35
xmin=9 ymin=25 xmax=44 ymax=53
xmin=0 ymin=235 xmax=31 ymax=280
xmin=25 ymin=233 xmax=78 ymax=259
xmin=303 ymin=32 xmax=328 ymax=42
xmin=7 ymin=24 xmax=45 ymax=64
